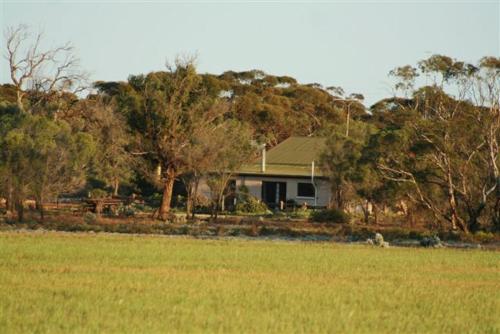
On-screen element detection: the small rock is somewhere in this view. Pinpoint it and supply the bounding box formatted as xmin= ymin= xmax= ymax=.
xmin=374 ymin=233 xmax=384 ymax=246
xmin=420 ymin=235 xmax=443 ymax=248
xmin=366 ymin=233 xmax=390 ymax=247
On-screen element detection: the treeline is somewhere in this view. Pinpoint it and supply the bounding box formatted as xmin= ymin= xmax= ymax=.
xmin=0 ymin=25 xmax=499 ymax=233
xmin=322 ymin=56 xmax=500 ymax=233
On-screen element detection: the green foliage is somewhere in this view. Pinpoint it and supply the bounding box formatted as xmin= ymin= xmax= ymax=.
xmin=321 ymin=121 xmax=378 ymax=210
xmin=117 ymin=204 xmax=136 ymax=217
xmin=82 ymin=212 xmax=97 ymax=224
xmin=2 ymin=30 xmax=500 ymax=235
xmin=205 ymin=121 xmax=256 ymax=216
xmin=234 ymin=185 xmax=270 ymax=215
xmin=0 ymin=110 xmax=95 ymax=220
xmin=311 ymin=208 xmax=350 ymax=224
xmin=77 ymin=99 xmax=133 ymax=196
xmin=287 ymin=207 xmax=312 ymax=219
xmin=89 ymin=189 xmax=108 ymax=199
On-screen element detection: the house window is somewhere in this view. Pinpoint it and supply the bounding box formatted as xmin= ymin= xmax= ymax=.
xmin=297 ymin=183 xmax=315 ymax=198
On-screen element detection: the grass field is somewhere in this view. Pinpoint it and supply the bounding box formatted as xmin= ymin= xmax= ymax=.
xmin=0 ymin=232 xmax=498 ymax=333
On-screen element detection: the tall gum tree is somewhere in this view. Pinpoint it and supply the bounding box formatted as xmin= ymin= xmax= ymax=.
xmin=126 ymin=58 xmax=227 ymax=220
xmin=374 ymin=55 xmax=500 ymax=233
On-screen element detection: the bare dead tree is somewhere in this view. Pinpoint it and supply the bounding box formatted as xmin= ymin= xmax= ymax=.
xmin=4 ymin=24 xmax=87 ymax=114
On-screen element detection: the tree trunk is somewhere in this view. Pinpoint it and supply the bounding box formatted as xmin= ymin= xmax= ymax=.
xmin=186 ymin=189 xmax=193 ymax=218
xmin=362 ymin=200 xmax=370 ymax=224
xmin=36 ymin=196 xmax=45 ymax=221
xmin=494 ymin=197 xmax=500 ymax=232
xmin=39 ymin=203 xmax=44 ymax=221
xmin=446 ymin=165 xmax=468 ymax=233
xmin=373 ymin=202 xmax=379 ymax=225
xmin=113 ymin=179 xmax=119 ymax=197
xmin=345 ymin=109 xmax=350 ymax=137
xmin=191 ymin=180 xmax=199 ymax=219
xmin=158 ymin=166 xmax=176 ymax=221
xmin=16 ymin=199 xmax=24 ymax=222
xmin=467 ymin=203 xmax=485 ymax=233
xmin=5 ymin=181 xmax=13 ymax=213
xmin=407 ymin=209 xmax=414 ymax=228
xmin=95 ymin=200 xmax=103 ymax=217
xmin=211 ymin=192 xmax=223 ymax=221
xmin=333 ymin=186 xmax=344 ymax=210
xmin=16 ymin=91 xmax=25 ymax=113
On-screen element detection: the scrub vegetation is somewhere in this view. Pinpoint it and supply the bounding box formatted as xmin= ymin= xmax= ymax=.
xmin=1 ymin=25 xmax=500 ymax=236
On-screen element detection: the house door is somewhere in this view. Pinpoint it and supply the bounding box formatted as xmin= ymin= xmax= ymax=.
xmin=262 ymin=181 xmax=286 ymax=208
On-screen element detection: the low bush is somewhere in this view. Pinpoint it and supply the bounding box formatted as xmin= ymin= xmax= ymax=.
xmin=311 ymin=209 xmax=350 ymax=224
xmin=473 ymin=231 xmax=496 ymax=243
xmin=131 ymin=203 xmax=155 ymax=213
xmin=83 ymin=212 xmax=97 ymax=224
xmin=89 ymin=189 xmax=108 ymax=199
xmin=420 ymin=235 xmax=444 ymax=248
xmin=216 ymin=225 xmax=226 ymax=236
xmin=235 ymin=195 xmax=270 ymax=215
xmin=288 ymin=207 xmax=311 ymax=219
xmin=117 ymin=204 xmax=136 ymax=217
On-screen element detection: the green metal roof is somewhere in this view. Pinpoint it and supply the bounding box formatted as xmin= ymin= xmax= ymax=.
xmin=237 ymin=136 xmax=327 ymax=178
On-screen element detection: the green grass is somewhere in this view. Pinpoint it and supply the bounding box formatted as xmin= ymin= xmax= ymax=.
xmin=0 ymin=232 xmax=499 ymax=333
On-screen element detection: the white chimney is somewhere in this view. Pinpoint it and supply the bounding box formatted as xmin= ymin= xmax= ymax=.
xmin=311 ymin=160 xmax=315 ymax=182
xmin=261 ymin=144 xmax=266 ymax=173
xmin=156 ymin=163 xmax=162 ymax=180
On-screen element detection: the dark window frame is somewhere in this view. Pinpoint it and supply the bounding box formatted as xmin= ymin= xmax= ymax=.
xmin=297 ymin=182 xmax=315 ymax=198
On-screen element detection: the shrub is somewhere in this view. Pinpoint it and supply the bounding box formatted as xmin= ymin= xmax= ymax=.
xmin=89 ymin=189 xmax=108 ymax=199
xmin=289 ymin=207 xmax=311 ymax=219
xmin=145 ymin=193 xmax=163 ymax=207
xmin=228 ymin=228 xmax=242 ymax=237
xmin=272 ymin=211 xmax=287 ymax=218
xmin=173 ymin=195 xmax=186 ymax=208
xmin=130 ymin=203 xmax=154 ymax=213
xmin=420 ymin=235 xmax=444 ymax=248
xmin=311 ymin=209 xmax=350 ymax=224
xmin=249 ymin=224 xmax=259 ymax=236
xmin=117 ymin=204 xmax=136 ymax=217
xmin=235 ymin=195 xmax=270 ymax=215
xmin=216 ymin=225 xmax=226 ymax=236
xmin=473 ymin=231 xmax=495 ymax=243
xmin=83 ymin=212 xmax=97 ymax=224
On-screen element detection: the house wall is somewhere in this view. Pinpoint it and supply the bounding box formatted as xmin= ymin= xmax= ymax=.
xmin=236 ymin=175 xmax=331 ymax=208
xmin=197 ymin=175 xmax=332 ymax=208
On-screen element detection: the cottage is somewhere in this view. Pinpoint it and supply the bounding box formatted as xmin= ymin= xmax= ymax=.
xmin=235 ymin=136 xmax=331 ymax=208
xmin=197 ymin=136 xmax=332 ymax=209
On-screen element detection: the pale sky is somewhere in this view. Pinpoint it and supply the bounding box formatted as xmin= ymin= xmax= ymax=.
xmin=1 ymin=0 xmax=499 ymax=105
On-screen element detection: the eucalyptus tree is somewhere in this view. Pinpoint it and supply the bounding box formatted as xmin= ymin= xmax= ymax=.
xmin=205 ymin=120 xmax=255 ymax=218
xmin=326 ymin=86 xmax=365 ymax=137
xmin=320 ymin=121 xmax=372 ymax=210
xmin=73 ymin=98 xmax=133 ymax=196
xmin=374 ymin=55 xmax=500 ymax=232
xmin=123 ymin=58 xmax=229 ymax=220
xmin=2 ymin=114 xmax=94 ymax=221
